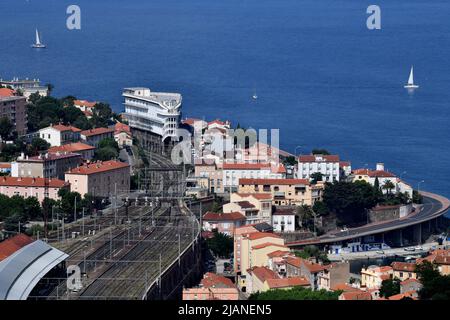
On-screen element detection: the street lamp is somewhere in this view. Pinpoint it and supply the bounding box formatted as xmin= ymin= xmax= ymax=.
xmin=417 ymin=180 xmax=425 ymax=194
xmin=294 ymin=146 xmax=302 ymax=157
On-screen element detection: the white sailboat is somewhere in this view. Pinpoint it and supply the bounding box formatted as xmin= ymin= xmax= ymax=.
xmin=32 ymin=29 xmax=46 ymax=48
xmin=404 ymin=66 xmax=418 ymax=89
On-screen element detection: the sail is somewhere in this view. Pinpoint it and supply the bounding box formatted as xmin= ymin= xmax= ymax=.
xmin=35 ymin=29 xmax=41 ymax=45
xmin=408 ymin=66 xmax=414 ymax=85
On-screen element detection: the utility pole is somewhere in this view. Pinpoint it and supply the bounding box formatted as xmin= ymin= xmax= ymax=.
xmin=74 ymin=196 xmax=77 ymax=222
xmin=82 ymin=207 xmax=85 ymax=236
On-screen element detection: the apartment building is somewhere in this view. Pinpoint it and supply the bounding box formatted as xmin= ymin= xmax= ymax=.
xmin=122 ymin=87 xmax=181 ymax=150
xmin=361 ymin=266 xmax=393 ymax=289
xmin=223 ymin=163 xmax=286 ymax=193
xmin=202 ymin=211 xmax=246 ymax=236
xmin=225 ymin=193 xmax=272 ymax=224
xmin=80 ymin=127 xmax=114 ymax=147
xmin=271 ymin=206 xmax=296 ymax=232
xmin=0 ymin=95 xmax=27 ymax=136
xmin=11 ymin=152 xmax=82 ymax=180
xmin=317 ymin=262 xmax=351 ymax=291
xmin=39 ymin=124 xmax=81 ymax=146
xmin=182 ymin=273 xmax=239 ymax=301
xmin=194 ymin=161 xmax=224 ymax=194
xmin=238 ymin=178 xmax=323 ymax=206
xmin=297 ymin=154 xmax=341 ymax=182
xmin=0 ymin=176 xmax=68 ymax=203
xmin=234 ymin=231 xmax=286 ymax=291
xmin=65 ymin=160 xmax=130 ymax=198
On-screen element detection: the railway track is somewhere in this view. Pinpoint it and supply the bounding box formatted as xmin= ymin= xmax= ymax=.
xmin=77 ymin=208 xmax=193 ymax=299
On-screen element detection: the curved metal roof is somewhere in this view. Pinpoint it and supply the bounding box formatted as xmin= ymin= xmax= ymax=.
xmin=0 ymin=240 xmax=68 ymax=300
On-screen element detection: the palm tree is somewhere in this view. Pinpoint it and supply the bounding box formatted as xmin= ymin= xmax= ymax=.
xmin=382 ymin=180 xmax=396 ymax=195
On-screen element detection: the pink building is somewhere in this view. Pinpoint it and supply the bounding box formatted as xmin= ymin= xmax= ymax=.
xmin=0 ymin=176 xmax=68 ymax=203
xmin=202 ymin=211 xmax=246 ymax=236
xmin=183 ymin=272 xmax=239 ymax=300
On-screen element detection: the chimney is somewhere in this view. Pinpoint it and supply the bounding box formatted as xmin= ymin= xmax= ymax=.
xmin=376 ymin=163 xmax=384 ymax=171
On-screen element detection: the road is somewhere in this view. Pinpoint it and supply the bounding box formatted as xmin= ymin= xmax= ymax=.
xmin=288 ymin=191 xmax=450 ymax=247
xmin=328 ymin=241 xmax=449 ymax=261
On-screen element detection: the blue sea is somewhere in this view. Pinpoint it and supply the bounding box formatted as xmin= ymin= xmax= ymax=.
xmin=1 ymin=0 xmax=450 ymax=201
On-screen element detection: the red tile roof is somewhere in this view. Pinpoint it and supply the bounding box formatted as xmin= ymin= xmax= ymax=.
xmin=114 ymin=122 xmax=131 ymax=134
xmin=50 ymin=124 xmax=82 ymax=133
xmin=201 ymin=272 xmax=235 ymax=289
xmin=391 ymin=262 xmax=416 ymax=272
xmin=0 ymin=234 xmax=34 ymax=261
xmin=285 ymin=256 xmax=302 ymax=268
xmin=331 ymin=283 xmax=359 ymax=292
xmin=74 ymin=99 xmax=96 ymax=108
xmin=248 ymin=266 xmax=279 ymax=282
xmin=66 ymin=160 xmax=129 ymax=175
xmin=182 ymin=118 xmax=202 ymax=126
xmin=49 ymin=142 xmax=95 ymax=153
xmin=400 ymin=278 xmax=421 ymax=286
xmin=239 ymin=178 xmax=310 ymax=185
xmin=301 ymin=259 xmax=328 ymax=273
xmin=266 ymin=277 xmax=310 ymax=289
xmin=299 ymin=154 xmax=340 ymax=163
xmin=251 ymin=242 xmax=288 ymax=250
xmin=388 ymin=291 xmax=417 ymax=300
xmin=202 ymin=211 xmax=246 ymax=222
xmin=434 ymin=255 xmax=450 ymax=265
xmin=267 ymin=250 xmax=291 ymax=258
xmin=0 ymin=176 xmax=67 ymax=188
xmin=81 ymin=127 xmax=114 ymax=137
xmin=0 ymin=88 xmax=15 ymax=97
xmin=246 ymin=232 xmax=280 ymax=241
xmin=340 ymin=291 xmax=372 ymax=300
xmin=20 ymin=152 xmax=81 ymax=162
xmin=0 ymin=162 xmax=11 ymax=169
xmin=235 ymin=193 xmax=273 ymax=200
xmin=368 ymin=170 xmax=396 ymax=178
xmin=223 ymin=163 xmax=271 ymax=170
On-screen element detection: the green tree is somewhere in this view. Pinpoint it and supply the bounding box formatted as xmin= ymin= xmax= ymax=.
xmin=382 ymin=180 xmax=396 ymax=195
xmin=249 ymin=286 xmax=340 ymax=300
xmin=0 ymin=117 xmax=13 ymax=140
xmin=310 ymin=172 xmax=323 ymax=184
xmin=294 ymin=245 xmax=330 ymax=264
xmin=205 ymin=230 xmax=233 ymax=258
xmin=415 ymin=261 xmax=450 ymax=300
xmin=379 ymin=278 xmax=400 ymax=298
xmin=312 ymin=201 xmax=328 ymax=216
xmin=58 ymin=188 xmax=82 ymax=221
xmin=296 ymin=205 xmax=313 ymax=229
xmin=374 ymin=177 xmax=380 ymax=190
xmin=322 ymin=181 xmax=381 ymax=225
xmin=284 ymin=156 xmax=297 ymax=166
xmin=29 ymin=137 xmax=50 ymax=155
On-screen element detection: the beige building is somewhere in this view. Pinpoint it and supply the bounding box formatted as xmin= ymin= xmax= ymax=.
xmin=65 ymin=160 xmax=130 ymax=197
xmin=0 ymin=176 xmax=68 ymax=203
xmin=12 ymin=152 xmax=82 ymax=180
xmin=317 ymin=262 xmax=351 ymax=291
xmin=234 ymin=231 xmax=286 ymax=291
xmin=114 ymin=122 xmax=132 ymax=148
xmin=81 ymin=127 xmax=115 ymax=148
xmin=225 ymin=193 xmax=272 ymax=224
xmin=194 ymin=161 xmax=224 ymax=194
xmin=361 ymin=266 xmax=393 ymax=289
xmin=390 ymin=262 xmax=417 ymax=281
xmin=238 ymin=178 xmax=323 ymax=206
